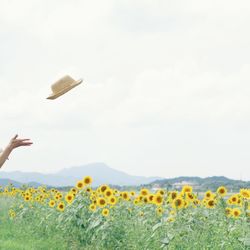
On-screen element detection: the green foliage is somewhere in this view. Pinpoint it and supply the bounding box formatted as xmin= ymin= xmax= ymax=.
xmin=1 ymin=195 xmax=249 ymax=250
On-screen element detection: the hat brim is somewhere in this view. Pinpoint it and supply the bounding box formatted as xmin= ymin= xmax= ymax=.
xmin=47 ymin=79 xmax=83 ymax=100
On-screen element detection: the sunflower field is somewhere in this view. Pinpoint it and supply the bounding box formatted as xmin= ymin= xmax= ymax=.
xmin=0 ymin=176 xmax=249 ymax=250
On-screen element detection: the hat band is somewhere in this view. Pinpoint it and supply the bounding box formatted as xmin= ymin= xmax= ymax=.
xmin=52 ymin=81 xmax=78 ymax=94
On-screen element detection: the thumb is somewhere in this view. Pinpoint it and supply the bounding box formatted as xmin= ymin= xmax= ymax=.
xmin=12 ymin=134 xmax=18 ymax=140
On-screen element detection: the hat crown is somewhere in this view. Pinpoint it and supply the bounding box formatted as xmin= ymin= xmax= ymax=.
xmin=51 ymin=75 xmax=76 ymax=93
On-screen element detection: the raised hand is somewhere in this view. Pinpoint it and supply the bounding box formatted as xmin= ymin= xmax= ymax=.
xmin=8 ymin=134 xmax=33 ymax=150
xmin=0 ymin=135 xmax=33 ymax=169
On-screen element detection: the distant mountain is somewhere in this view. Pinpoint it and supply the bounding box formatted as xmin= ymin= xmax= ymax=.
xmin=0 ymin=178 xmax=23 ymax=187
xmin=0 ymin=163 xmax=162 ymax=187
xmin=0 ymin=178 xmax=42 ymax=188
xmin=147 ymin=176 xmax=250 ymax=192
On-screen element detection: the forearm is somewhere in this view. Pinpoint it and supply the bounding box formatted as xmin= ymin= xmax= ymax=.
xmin=0 ymin=146 xmax=12 ymax=169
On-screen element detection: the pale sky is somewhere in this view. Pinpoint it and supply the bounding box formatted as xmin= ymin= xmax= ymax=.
xmin=1 ymin=0 xmax=250 ymax=180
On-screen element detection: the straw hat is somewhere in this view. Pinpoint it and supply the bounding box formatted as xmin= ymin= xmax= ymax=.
xmin=47 ymin=75 xmax=83 ymax=100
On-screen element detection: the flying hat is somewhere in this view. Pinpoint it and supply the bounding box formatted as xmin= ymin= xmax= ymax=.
xmin=47 ymin=75 xmax=83 ymax=100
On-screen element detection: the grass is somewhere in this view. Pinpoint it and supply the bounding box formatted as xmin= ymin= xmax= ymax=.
xmin=0 ymin=198 xmax=68 ymax=250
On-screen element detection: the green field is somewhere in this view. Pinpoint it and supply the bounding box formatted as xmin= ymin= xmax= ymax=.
xmin=0 ymin=183 xmax=250 ymax=250
xmin=0 ymin=199 xmax=69 ymax=250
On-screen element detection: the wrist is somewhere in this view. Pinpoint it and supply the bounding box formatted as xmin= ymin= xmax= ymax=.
xmin=6 ymin=145 xmax=13 ymax=153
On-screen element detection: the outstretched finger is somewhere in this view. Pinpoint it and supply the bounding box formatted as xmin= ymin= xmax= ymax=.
xmin=17 ymin=142 xmax=33 ymax=147
xmin=18 ymin=139 xmax=32 ymax=142
xmin=21 ymin=142 xmax=33 ymax=146
xmin=12 ymin=134 xmax=18 ymax=140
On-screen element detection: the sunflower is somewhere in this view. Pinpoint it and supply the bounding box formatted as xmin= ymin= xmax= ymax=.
xmin=108 ymin=196 xmax=117 ymax=205
xmin=122 ymin=192 xmax=130 ymax=201
xmin=206 ymin=199 xmax=216 ymax=209
xmin=57 ymin=202 xmax=65 ymax=212
xmin=99 ymin=185 xmax=109 ymax=193
xmin=35 ymin=197 xmax=40 ymax=202
xmin=140 ymin=188 xmax=149 ymax=197
xmin=138 ymin=195 xmax=143 ymax=201
xmin=9 ymin=210 xmax=16 ymax=218
xmin=225 ymin=207 xmax=232 ymax=217
xmin=134 ymin=199 xmax=139 ymax=205
xmin=240 ymin=189 xmax=250 ymax=200
xmin=202 ymin=198 xmax=208 ymax=206
xmin=104 ymin=189 xmax=113 ymax=198
xmin=169 ymin=210 xmax=176 ymax=216
xmin=71 ymin=188 xmax=78 ymax=194
xmin=97 ymin=197 xmax=107 ymax=208
xmin=55 ymin=194 xmax=61 ymax=201
xmin=167 ymin=217 xmax=175 ymax=223
xmin=228 ymin=194 xmax=239 ymax=205
xmin=182 ymin=185 xmax=192 ymax=194
xmin=156 ymin=206 xmax=164 ymax=215
xmin=24 ymin=195 xmax=31 ymax=202
xmin=102 ymin=208 xmax=109 ymax=217
xmin=153 ymin=194 xmax=164 ymax=206
xmin=204 ymin=190 xmax=215 ymax=200
xmin=184 ymin=200 xmax=189 ymax=208
xmin=83 ymin=176 xmax=92 ymax=185
xmin=193 ymin=199 xmax=201 ymax=206
xmin=172 ymin=196 xmax=184 ymax=209
xmin=139 ymin=211 xmax=144 ymax=217
xmin=90 ymin=194 xmax=97 ymax=201
xmin=157 ymin=189 xmax=165 ymax=196
xmin=186 ymin=193 xmax=195 ymax=201
xmin=204 ymin=190 xmax=211 ymax=199
xmin=169 ymin=191 xmax=178 ymax=200
xmin=49 ymin=200 xmax=56 ymax=208
xmin=130 ymin=191 xmax=136 ymax=196
xmin=217 ymin=186 xmax=227 ymax=197
xmin=65 ymin=193 xmax=74 ymax=204
xmin=143 ymin=196 xmax=149 ymax=204
xmin=76 ymin=180 xmax=84 ymax=190
xmin=148 ymin=195 xmax=154 ymax=203
xmin=85 ymin=187 xmax=92 ymax=193
xmin=237 ymin=196 xmax=243 ymax=207
xmin=89 ymin=203 xmax=96 ymax=212
xmin=25 ymin=191 xmax=31 ymax=196
xmin=232 ymin=208 xmax=241 ymax=218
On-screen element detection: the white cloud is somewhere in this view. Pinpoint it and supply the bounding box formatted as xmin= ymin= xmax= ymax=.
xmin=0 ymin=0 xmax=250 ymax=180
